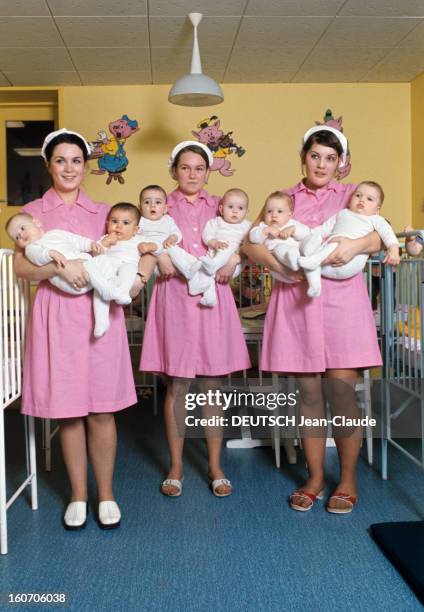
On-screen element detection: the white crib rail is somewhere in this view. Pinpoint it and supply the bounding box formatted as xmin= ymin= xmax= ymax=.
xmin=0 ymin=249 xmax=37 ymax=555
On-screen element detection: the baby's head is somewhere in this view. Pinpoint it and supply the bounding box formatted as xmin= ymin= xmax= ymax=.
xmin=219 ymin=188 xmax=249 ymax=224
xmin=262 ymin=192 xmax=294 ymax=227
xmin=139 ymin=185 xmax=167 ymax=221
xmin=349 ymin=181 xmax=384 ymax=216
xmin=6 ymin=213 xmax=44 ymax=249
xmin=107 ymin=203 xmax=140 ymax=241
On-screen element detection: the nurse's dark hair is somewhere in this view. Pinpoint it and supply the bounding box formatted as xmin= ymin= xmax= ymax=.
xmin=139 ymin=184 xmax=167 ymax=204
xmin=108 ymin=202 xmax=141 ymax=223
xmin=300 ymin=130 xmax=343 ymax=162
xmin=358 ymin=180 xmax=385 ymax=204
xmin=171 ymin=144 xmax=210 ymax=171
xmin=44 ymin=133 xmax=89 ymax=163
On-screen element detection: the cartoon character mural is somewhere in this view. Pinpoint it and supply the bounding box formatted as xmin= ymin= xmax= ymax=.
xmin=192 ymin=116 xmax=246 ymax=177
xmin=89 ymin=115 xmax=139 ymax=184
xmin=315 ymin=109 xmax=351 ymax=179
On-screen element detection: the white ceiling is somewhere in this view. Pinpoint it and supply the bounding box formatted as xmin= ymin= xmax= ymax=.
xmin=0 ymin=0 xmax=422 ymax=86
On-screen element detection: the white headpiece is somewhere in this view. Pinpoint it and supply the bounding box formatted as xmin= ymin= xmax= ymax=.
xmin=168 ymin=140 xmax=214 ymax=175
xmin=41 ymin=128 xmax=92 ymax=161
xmin=302 ymin=125 xmax=348 ymax=168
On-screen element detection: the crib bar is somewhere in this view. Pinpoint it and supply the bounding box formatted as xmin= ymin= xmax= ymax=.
xmin=381 ymin=243 xmax=424 ymax=478
xmin=0 ymin=249 xmax=37 ymax=554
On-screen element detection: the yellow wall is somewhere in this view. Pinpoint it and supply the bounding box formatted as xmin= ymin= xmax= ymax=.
xmin=411 ymin=72 xmax=424 ymax=229
xmin=62 ymin=83 xmax=411 ymax=231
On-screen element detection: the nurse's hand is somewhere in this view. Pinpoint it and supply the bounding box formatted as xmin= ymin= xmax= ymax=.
xmin=322 ymin=237 xmax=356 ymax=266
xmin=57 ymin=259 xmax=90 ymax=290
xmin=280 ymin=266 xmax=305 ymax=281
xmin=157 ymin=252 xmax=178 ymax=280
xmin=267 ymin=258 xmax=304 ymax=282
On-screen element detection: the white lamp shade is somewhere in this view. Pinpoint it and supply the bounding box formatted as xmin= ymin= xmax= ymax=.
xmin=168 ymin=73 xmax=223 ymax=107
xmin=168 ymin=12 xmax=224 ymax=107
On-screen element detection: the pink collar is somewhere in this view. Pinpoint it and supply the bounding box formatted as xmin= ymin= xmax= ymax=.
xmin=173 ymin=188 xmax=216 ymax=207
xmin=288 ymin=179 xmax=342 ymax=196
xmin=41 ymin=188 xmax=99 ymax=213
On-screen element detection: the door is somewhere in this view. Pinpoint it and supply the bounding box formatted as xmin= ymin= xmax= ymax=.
xmin=0 ymin=105 xmax=56 ymax=249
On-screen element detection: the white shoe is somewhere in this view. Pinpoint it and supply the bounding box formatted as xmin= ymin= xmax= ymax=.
xmin=98 ymin=501 xmax=121 ymax=529
xmin=63 ymin=501 xmax=88 ymax=530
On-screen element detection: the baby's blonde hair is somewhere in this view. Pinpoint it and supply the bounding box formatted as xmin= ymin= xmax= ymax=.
xmin=220 ymin=188 xmax=249 ymax=207
xmin=5 ymin=212 xmax=34 ymax=236
xmin=257 ymin=191 xmax=294 ymax=223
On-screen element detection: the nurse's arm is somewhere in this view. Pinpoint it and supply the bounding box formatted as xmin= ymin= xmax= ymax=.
xmin=241 ymin=237 xmax=304 ymax=281
xmin=323 ymin=231 xmax=383 ymax=266
xmin=14 ymin=248 xmax=89 ymax=287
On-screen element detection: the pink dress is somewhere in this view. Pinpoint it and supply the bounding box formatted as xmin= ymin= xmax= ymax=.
xmin=21 ymin=188 xmax=137 ymax=418
xmin=139 ymin=189 xmax=251 ymax=378
xmin=260 ymin=180 xmax=382 ymax=373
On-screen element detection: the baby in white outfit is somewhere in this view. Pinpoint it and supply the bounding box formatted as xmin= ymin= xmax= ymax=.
xmin=249 ymin=191 xmax=310 ymax=270
xmin=189 ymin=188 xmax=251 ymax=306
xmin=136 ymin=184 xmax=214 ymax=289
xmin=297 ymin=181 xmax=400 ymax=297
xmin=7 ymin=204 xmax=144 ymax=337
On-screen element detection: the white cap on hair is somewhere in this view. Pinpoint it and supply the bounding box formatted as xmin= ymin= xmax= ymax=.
xmin=302 ymin=125 xmax=348 ymax=167
xmin=41 ymin=128 xmax=92 ymax=161
xmin=168 ymin=140 xmax=214 ymax=175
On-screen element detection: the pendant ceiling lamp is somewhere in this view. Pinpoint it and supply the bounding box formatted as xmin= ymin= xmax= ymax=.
xmin=168 ymin=12 xmax=224 ymax=107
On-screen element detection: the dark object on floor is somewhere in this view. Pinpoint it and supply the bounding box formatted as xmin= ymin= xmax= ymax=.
xmin=370 ymin=521 xmax=424 ymax=604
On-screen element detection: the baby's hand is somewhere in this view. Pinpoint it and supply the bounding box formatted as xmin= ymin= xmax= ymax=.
xmin=49 ymin=250 xmax=67 ymax=268
xmin=209 ymin=239 xmax=229 ymax=250
xmin=279 ymin=227 xmax=295 ymax=240
xmin=404 ymin=225 xmax=423 ymax=257
xmin=101 ymin=233 xmax=118 ymax=248
xmin=383 ymin=245 xmax=401 ymax=266
xmin=163 ymin=234 xmax=178 ymax=248
xmin=264 ymin=226 xmax=280 ymax=239
xmin=91 ymin=241 xmax=103 ymax=255
xmin=138 ymin=242 xmax=156 ymax=255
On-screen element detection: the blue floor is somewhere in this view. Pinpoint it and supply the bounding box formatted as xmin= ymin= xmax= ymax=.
xmin=1 ymin=398 xmax=424 ymax=612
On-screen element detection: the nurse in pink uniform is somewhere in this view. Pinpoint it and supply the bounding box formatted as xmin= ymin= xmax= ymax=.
xmin=14 ymin=129 xmax=137 ymax=530
xmin=139 ymin=141 xmax=250 ymax=497
xmin=244 ymin=126 xmax=382 ymax=514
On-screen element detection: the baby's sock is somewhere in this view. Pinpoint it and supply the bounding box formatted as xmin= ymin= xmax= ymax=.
xmin=188 ymin=270 xmax=213 ymax=296
xmin=114 ymin=293 xmax=132 ymax=306
xmin=168 ymin=246 xmax=201 ymax=280
xmin=304 ymin=269 xmax=321 ymax=298
xmin=299 ymin=253 xmax=323 ymax=271
xmin=200 ymin=283 xmax=217 ymax=307
xmin=199 ymin=255 xmax=217 ymax=276
xmin=187 ymin=259 xmax=202 ymax=279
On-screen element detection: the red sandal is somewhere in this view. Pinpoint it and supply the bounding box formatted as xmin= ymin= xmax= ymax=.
xmin=289 ymin=489 xmax=324 ymax=512
xmin=327 ymin=491 xmax=357 ymax=514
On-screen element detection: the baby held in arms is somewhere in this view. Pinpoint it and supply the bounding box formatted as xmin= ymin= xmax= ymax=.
xmin=297 ymin=181 xmax=400 ymax=297
xmin=7 ymin=204 xmax=144 ymax=337
xmin=249 ymin=191 xmax=310 ymax=270
xmin=188 ymin=188 xmax=251 ymax=306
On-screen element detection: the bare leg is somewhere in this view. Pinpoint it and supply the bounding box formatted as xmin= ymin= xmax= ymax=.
xmin=86 ymin=413 xmax=117 ymax=501
xmin=60 ymin=418 xmax=88 ymax=501
xmin=199 ymin=378 xmax=231 ymax=495
xmin=292 ymin=374 xmax=326 ymax=508
xmin=326 ymin=368 xmax=361 ymax=511
xmin=129 ymin=254 xmax=157 ymax=298
xmin=162 ymin=378 xmax=190 ymax=495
